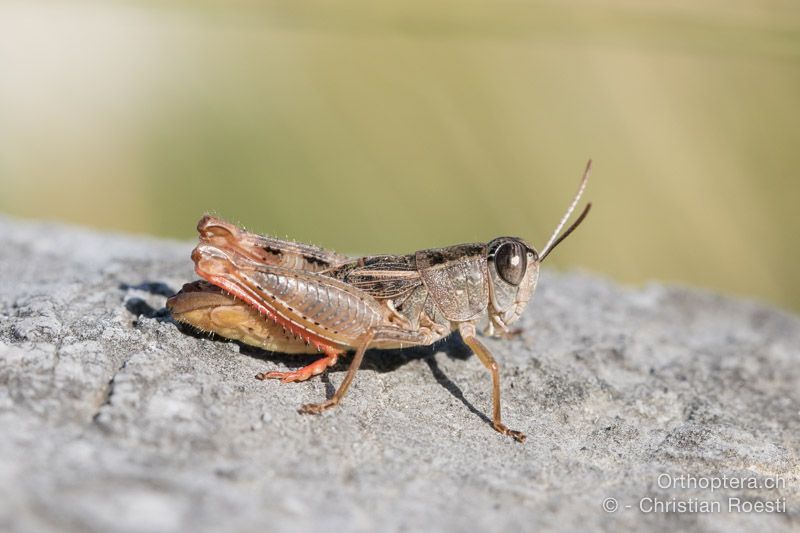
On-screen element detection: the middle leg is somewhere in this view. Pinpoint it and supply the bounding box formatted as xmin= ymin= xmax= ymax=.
xmin=298 ymin=325 xmax=434 ymax=414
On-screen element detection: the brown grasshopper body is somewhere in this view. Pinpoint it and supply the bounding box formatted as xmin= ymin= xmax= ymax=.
xmin=168 ymin=162 xmax=592 ymax=442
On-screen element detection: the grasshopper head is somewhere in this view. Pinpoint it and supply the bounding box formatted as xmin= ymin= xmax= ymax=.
xmin=486 ymin=160 xmax=593 ymax=330
xmin=486 ymin=237 xmax=540 ymax=327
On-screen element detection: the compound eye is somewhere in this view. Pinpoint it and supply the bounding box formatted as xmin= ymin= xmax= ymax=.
xmin=495 ymin=241 xmax=527 ymax=286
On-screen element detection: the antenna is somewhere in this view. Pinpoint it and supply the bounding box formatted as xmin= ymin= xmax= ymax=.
xmin=539 ymin=160 xmax=592 ymax=262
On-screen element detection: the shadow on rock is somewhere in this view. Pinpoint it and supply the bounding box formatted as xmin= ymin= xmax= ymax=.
xmin=177 ymin=320 xmax=487 ymax=425
xmin=120 ymin=281 xmax=177 ymax=321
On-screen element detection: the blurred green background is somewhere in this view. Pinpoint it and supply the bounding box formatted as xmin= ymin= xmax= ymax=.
xmin=1 ymin=1 xmax=799 ymax=311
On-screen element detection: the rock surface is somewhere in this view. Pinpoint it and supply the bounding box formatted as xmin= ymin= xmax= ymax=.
xmin=0 ymin=215 xmax=798 ymax=533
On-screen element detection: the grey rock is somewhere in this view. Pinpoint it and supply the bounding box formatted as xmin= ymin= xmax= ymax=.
xmin=0 ymin=215 xmax=797 ymax=533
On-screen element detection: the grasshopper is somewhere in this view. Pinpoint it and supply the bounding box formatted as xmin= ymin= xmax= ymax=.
xmin=167 ymin=161 xmax=592 ymax=442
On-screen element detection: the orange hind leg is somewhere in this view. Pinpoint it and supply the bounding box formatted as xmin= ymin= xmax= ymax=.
xmin=256 ymin=349 xmax=340 ymax=383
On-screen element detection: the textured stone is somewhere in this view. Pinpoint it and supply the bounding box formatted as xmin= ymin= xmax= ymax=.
xmin=0 ymin=215 xmax=798 ymax=532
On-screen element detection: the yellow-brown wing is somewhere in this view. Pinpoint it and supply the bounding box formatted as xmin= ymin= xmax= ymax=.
xmin=197 ymin=215 xmax=351 ymax=273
